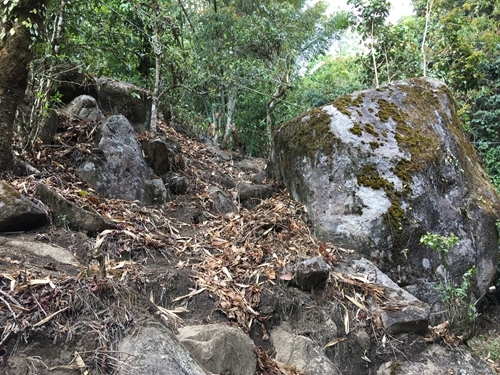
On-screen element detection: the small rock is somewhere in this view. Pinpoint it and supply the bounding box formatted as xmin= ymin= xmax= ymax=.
xmin=251 ymin=171 xmax=268 ymax=185
xmin=270 ymin=324 xmax=339 ymax=375
xmin=343 ymin=258 xmax=430 ymax=335
xmin=178 ymin=324 xmax=256 ymax=375
xmin=64 ymin=95 xmax=104 ymax=121
xmin=355 ymin=329 xmax=371 ymax=350
xmin=238 ymin=182 xmax=274 ymax=208
xmin=144 ymin=178 xmax=170 ymax=205
xmin=36 ymin=183 xmax=116 ymax=235
xmin=236 ymin=158 xmax=264 ymax=173
xmin=293 ymin=256 xmax=330 ymax=291
xmin=377 ymin=344 xmax=496 ymax=375
xmin=208 ymin=186 xmax=236 ymax=214
xmin=117 ymin=321 xmax=207 ymax=375
xmin=0 ymin=181 xmax=48 ymax=232
xmin=166 ymin=174 xmax=188 ymax=195
xmin=141 ymin=138 xmax=185 ymax=175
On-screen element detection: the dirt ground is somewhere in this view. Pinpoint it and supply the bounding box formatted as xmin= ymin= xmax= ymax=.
xmin=1 ymin=117 xmax=499 ymax=374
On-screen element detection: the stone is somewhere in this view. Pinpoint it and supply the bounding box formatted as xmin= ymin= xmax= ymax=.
xmin=64 ymin=95 xmax=104 ymax=121
xmin=166 ymin=173 xmax=189 ymax=195
xmin=270 ymin=324 xmax=339 ymax=375
xmin=117 ymin=321 xmax=207 ymax=375
xmin=377 ymin=343 xmax=496 ymax=375
xmin=355 ymin=329 xmax=371 ymax=351
xmin=238 ymin=182 xmax=274 ymax=208
xmin=97 ymin=76 xmax=151 ymax=133
xmin=268 ymin=77 xmax=500 ymax=303
xmin=251 ymin=171 xmax=268 ymax=185
xmin=342 ymin=258 xmax=430 ymax=335
xmin=236 ymin=158 xmax=264 ymax=173
xmin=293 ymin=256 xmax=330 ymax=291
xmin=144 ymin=178 xmax=169 ymax=205
xmin=178 ymin=324 xmax=256 ymax=375
xmin=141 ymin=138 xmax=185 ymax=176
xmin=0 ymin=237 xmax=81 ymax=268
xmin=208 ymin=186 xmax=236 ymax=214
xmin=0 ymin=181 xmax=48 ymax=232
xmin=35 ymin=183 xmax=116 ymax=235
xmin=77 ymin=115 xmax=163 ymax=205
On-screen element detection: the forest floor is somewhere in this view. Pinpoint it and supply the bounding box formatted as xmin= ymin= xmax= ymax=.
xmin=1 ymin=116 xmax=500 ymax=374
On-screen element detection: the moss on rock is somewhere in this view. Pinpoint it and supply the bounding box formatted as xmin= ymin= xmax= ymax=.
xmin=275 ymin=108 xmax=338 ymax=168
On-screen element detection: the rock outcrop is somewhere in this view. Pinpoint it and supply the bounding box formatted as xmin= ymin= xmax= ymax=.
xmin=178 ymin=324 xmax=257 ymax=375
xmin=0 ymin=181 xmax=48 ymax=232
xmin=269 ymin=77 xmax=500 ymax=299
xmin=97 ymin=77 xmax=151 ymax=133
xmin=35 ymin=183 xmax=116 ymax=235
xmin=64 ymin=95 xmax=104 ymax=121
xmin=77 ymin=115 xmax=168 ymax=205
xmin=117 ymin=321 xmax=208 ymax=375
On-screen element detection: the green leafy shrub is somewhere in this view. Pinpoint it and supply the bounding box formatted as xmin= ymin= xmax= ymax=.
xmin=420 ymin=232 xmax=479 ymax=336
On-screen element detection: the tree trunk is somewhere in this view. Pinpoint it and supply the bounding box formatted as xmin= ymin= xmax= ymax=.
xmin=149 ymin=20 xmax=162 ymax=133
xmin=266 ymin=79 xmax=291 ymax=143
xmin=370 ymin=20 xmax=379 ymax=88
xmin=0 ymin=0 xmax=49 ymax=174
xmin=220 ymin=86 xmax=237 ymax=149
xmin=421 ymin=0 xmax=434 ymax=77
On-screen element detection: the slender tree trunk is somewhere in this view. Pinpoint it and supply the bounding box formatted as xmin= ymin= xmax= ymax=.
xmin=421 ymin=0 xmax=434 ymax=77
xmin=370 ymin=21 xmax=379 ymax=88
xmin=149 ymin=28 xmax=162 ymax=133
xmin=266 ymin=79 xmax=291 ymax=143
xmin=0 ymin=0 xmax=49 ymax=174
xmin=51 ymin=0 xmax=67 ymax=55
xmin=221 ymin=86 xmax=237 ymax=149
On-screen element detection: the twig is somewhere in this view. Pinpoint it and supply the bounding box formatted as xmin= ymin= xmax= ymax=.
xmin=33 ymin=306 xmax=69 ymax=327
xmin=0 ymin=322 xmax=16 ymax=346
xmin=0 ymin=296 xmax=16 ymax=320
xmin=0 ymin=289 xmax=22 ymax=307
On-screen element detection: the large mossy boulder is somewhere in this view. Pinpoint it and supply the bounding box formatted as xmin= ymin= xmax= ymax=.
xmin=268 ymin=78 xmax=500 ymax=296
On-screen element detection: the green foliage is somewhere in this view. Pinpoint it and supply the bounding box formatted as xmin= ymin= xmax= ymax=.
xmin=286 ymin=55 xmax=367 ymax=111
xmin=468 ymin=335 xmax=500 ymax=363
xmin=420 ymin=231 xmax=459 ymax=265
xmin=420 ymin=232 xmax=479 ymax=335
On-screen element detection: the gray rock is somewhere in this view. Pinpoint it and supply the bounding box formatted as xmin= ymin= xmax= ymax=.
xmin=144 ymin=178 xmax=169 ymax=205
xmin=343 ymin=258 xmax=430 ymax=335
xmin=141 ymin=138 xmax=185 ymax=175
xmin=208 ymin=186 xmax=236 ymax=214
xmin=377 ymin=344 xmax=496 ymax=375
xmin=117 ymin=321 xmax=207 ymax=375
xmin=238 ymin=182 xmax=274 ymax=208
xmin=269 ymin=77 xmax=500 ymax=303
xmin=270 ymin=324 xmax=341 ymax=375
xmin=293 ymin=256 xmax=330 ymax=291
xmin=251 ymin=171 xmax=268 ymax=185
xmin=77 ymin=115 xmax=155 ymax=204
xmin=0 ymin=238 xmax=81 ymax=268
xmin=166 ymin=173 xmax=189 ymax=195
xmin=36 ymin=183 xmax=116 ymax=235
xmin=236 ymin=158 xmax=264 ymax=173
xmin=0 ymin=181 xmax=48 ymax=232
xmin=178 ymin=324 xmax=256 ymax=375
xmin=64 ymin=94 xmax=104 ymax=121
xmin=97 ymin=77 xmax=151 ymax=133
xmin=355 ymin=329 xmax=371 ymax=351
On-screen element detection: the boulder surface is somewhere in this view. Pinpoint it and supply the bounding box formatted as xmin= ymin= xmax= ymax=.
xmin=269 ymin=77 xmax=500 ymax=297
